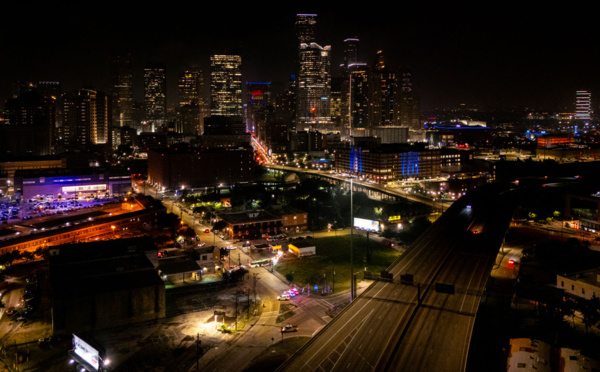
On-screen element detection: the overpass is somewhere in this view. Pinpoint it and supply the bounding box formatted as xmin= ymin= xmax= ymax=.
xmin=267 ymin=164 xmax=451 ymax=212
xmin=278 ymin=182 xmax=518 ymax=371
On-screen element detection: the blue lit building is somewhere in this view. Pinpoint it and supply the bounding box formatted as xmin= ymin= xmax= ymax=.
xmin=335 ymin=143 xmax=440 ymax=184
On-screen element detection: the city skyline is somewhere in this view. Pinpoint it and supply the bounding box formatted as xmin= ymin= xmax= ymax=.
xmin=2 ymin=5 xmax=600 ymax=111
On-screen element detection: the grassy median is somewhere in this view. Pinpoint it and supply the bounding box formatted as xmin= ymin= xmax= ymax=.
xmin=274 ymin=235 xmax=401 ymax=293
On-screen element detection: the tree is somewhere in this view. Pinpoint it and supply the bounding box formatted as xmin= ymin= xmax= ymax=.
xmin=213 ymin=220 xmax=227 ymax=232
xmin=579 ymin=296 xmax=600 ymax=333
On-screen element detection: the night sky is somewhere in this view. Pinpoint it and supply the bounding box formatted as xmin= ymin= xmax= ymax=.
xmin=2 ymin=4 xmax=598 ymax=111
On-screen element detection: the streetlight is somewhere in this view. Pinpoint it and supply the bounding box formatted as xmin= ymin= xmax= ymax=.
xmin=350 ymin=178 xmax=354 ymax=303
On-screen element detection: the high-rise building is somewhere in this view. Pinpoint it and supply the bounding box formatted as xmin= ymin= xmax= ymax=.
xmin=369 ymin=51 xmax=398 ymax=127
xmin=296 ymin=14 xmax=317 ymax=47
xmin=330 ymin=77 xmax=343 ymax=126
xmin=144 ymin=63 xmax=167 ymax=132
xmin=210 ymin=55 xmax=242 ymax=117
xmin=295 ymin=14 xmax=331 ymax=129
xmin=246 ymin=82 xmax=271 ymax=141
xmin=296 ymin=42 xmax=331 ymax=127
xmin=398 ymin=67 xmax=421 ymax=129
xmin=177 ymin=69 xmax=204 ymax=134
xmin=342 ymin=38 xmax=360 ymax=71
xmin=1 ymin=90 xmax=55 ymax=156
xmin=61 ymin=89 xmax=110 ymax=151
xmin=109 ymin=54 xmax=133 ymax=129
xmin=575 ymin=90 xmax=592 ymax=120
xmin=345 ymin=63 xmax=370 ymax=130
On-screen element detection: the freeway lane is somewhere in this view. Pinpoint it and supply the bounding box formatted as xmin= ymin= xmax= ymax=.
xmin=279 ymin=196 xmax=477 ymax=371
xmin=279 ymin=183 xmax=517 ymax=372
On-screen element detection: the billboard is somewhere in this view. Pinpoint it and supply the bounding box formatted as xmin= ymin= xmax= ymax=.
xmin=73 ymin=334 xmax=100 ymax=371
xmin=353 ymin=217 xmax=380 ymax=232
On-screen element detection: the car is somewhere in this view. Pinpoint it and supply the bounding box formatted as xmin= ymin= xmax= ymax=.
xmin=226 ymin=245 xmax=237 ymax=250
xmin=5 ymin=307 xmax=16 ymax=315
xmin=281 ymin=324 xmax=299 ymax=333
xmin=287 ymin=287 xmax=299 ymax=296
xmin=204 ymin=229 xmax=210 ymax=233
xmin=277 ymin=294 xmax=290 ymax=301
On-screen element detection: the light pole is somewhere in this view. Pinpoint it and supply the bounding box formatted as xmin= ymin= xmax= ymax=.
xmin=350 ymin=178 xmax=354 ymax=302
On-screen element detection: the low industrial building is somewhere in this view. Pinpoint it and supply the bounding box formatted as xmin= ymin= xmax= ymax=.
xmin=13 ymin=167 xmax=131 ymax=201
xmin=557 ymin=269 xmax=600 ymax=300
xmin=288 ymin=241 xmax=316 ymax=257
xmin=49 ymin=237 xmax=165 ymax=335
xmin=218 ymin=207 xmax=308 ymax=239
xmin=507 ymin=338 xmax=599 ymax=372
xmin=157 ymin=256 xmax=202 ymax=284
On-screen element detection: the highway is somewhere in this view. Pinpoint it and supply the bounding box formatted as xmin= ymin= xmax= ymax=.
xmin=278 ymin=183 xmax=517 ymax=372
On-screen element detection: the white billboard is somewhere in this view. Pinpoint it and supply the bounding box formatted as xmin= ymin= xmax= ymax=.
xmin=354 ymin=217 xmax=380 ymax=232
xmin=73 ymin=334 xmax=100 ymax=371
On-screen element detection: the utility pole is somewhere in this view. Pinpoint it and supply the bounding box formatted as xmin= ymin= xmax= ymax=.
xmin=196 ymin=333 xmax=201 ymax=371
xmin=332 ymin=268 xmax=335 ymax=292
xmin=235 ymin=290 xmax=239 ymax=331
xmin=350 ymin=178 xmax=354 ymax=302
xmin=252 ymin=273 xmax=260 ymax=304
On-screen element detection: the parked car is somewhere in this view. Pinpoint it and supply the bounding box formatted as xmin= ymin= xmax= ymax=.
xmin=281 ymin=324 xmax=299 ymax=333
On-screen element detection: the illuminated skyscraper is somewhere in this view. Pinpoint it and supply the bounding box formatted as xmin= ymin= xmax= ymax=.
xmin=398 ymin=67 xmax=421 ymax=129
xmin=296 ymin=14 xmax=317 ymax=47
xmin=346 ymin=63 xmax=370 ymax=130
xmin=109 ymin=54 xmax=133 ymax=129
xmin=177 ymin=69 xmax=204 ymax=134
xmin=369 ymin=51 xmax=398 ymax=127
xmin=295 ymin=14 xmax=331 ymax=128
xmin=246 ymin=82 xmax=271 ymax=140
xmin=144 ymin=63 xmax=167 ymax=132
xmin=210 ymin=54 xmax=242 ymax=117
xmin=342 ymin=38 xmax=360 ymax=71
xmin=575 ymin=90 xmax=592 ymax=120
xmin=297 ymin=42 xmax=331 ymax=126
xmin=61 ymin=89 xmax=110 ymax=150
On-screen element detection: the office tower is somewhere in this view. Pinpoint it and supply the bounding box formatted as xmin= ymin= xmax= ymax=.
xmin=330 ymin=77 xmax=343 ymax=126
xmin=369 ymin=51 xmax=398 ymax=127
xmin=296 ymin=14 xmax=317 ymax=47
xmin=295 ymin=14 xmax=331 ymax=128
xmin=575 ymin=90 xmax=592 ymax=120
xmin=246 ymin=82 xmax=271 ymax=140
xmin=344 ymin=63 xmax=370 ymax=130
xmin=1 ymin=90 xmax=55 ymax=156
xmin=37 ymin=81 xmax=62 ymax=101
xmin=273 ymin=76 xmax=296 ymax=132
xmin=144 ymin=63 xmax=167 ymax=132
xmin=296 ymin=42 xmax=331 ymax=126
xmin=398 ymin=67 xmax=421 ymax=129
xmin=109 ymin=54 xmax=133 ymax=129
xmin=178 ymin=69 xmax=204 ymax=134
xmin=342 ymin=38 xmax=360 ymax=71
xmin=210 ymin=54 xmax=242 ymax=117
xmin=61 ymin=89 xmax=110 ymax=150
